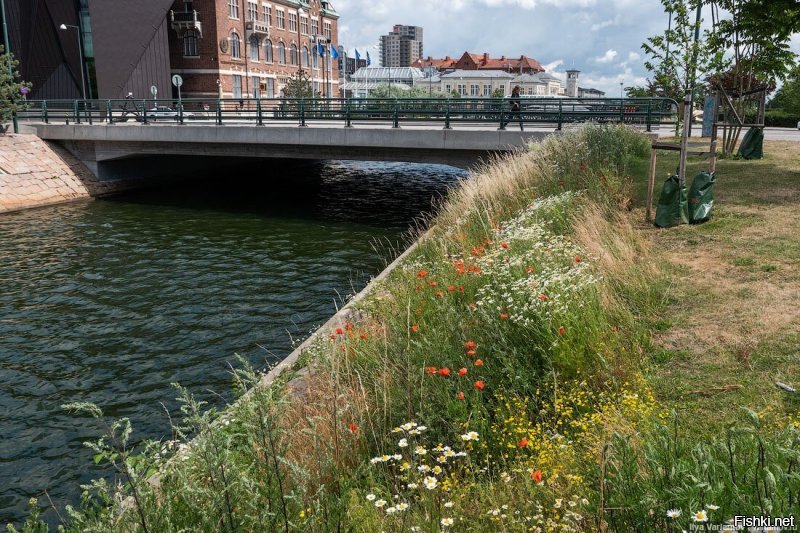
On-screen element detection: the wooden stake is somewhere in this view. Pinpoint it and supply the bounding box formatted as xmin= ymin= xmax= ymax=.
xmin=678 ymin=90 xmax=692 ymax=187
xmin=646 ymin=147 xmax=658 ymax=222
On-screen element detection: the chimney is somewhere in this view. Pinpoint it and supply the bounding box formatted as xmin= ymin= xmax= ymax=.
xmin=483 ymin=53 xmax=489 ymax=61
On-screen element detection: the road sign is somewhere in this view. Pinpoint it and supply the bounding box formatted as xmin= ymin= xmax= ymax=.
xmin=171 ymin=75 xmax=183 ymax=88
xmin=150 ymin=85 xmax=158 ymax=97
xmin=20 ymin=86 xmax=29 ymax=96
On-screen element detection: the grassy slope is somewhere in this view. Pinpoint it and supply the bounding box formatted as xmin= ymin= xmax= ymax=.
xmin=629 ymin=141 xmax=800 ymax=434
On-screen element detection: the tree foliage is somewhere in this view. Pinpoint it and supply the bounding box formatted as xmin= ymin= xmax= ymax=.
xmin=282 ymin=69 xmax=314 ymax=98
xmin=0 ymin=46 xmax=27 ymax=125
xmin=768 ymin=65 xmax=800 ymax=115
xmin=368 ymin=83 xmax=446 ymax=99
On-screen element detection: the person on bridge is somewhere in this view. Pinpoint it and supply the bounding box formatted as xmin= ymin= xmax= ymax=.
xmin=501 ymin=86 xmax=524 ymax=131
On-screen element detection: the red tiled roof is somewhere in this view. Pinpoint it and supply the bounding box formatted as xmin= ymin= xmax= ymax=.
xmin=415 ymin=53 xmax=544 ymax=73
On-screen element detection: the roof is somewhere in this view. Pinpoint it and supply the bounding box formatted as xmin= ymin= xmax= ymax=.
xmin=341 ymin=82 xmax=412 ymax=90
xmin=511 ymin=74 xmax=547 ymax=84
xmin=351 ymin=67 xmax=426 ymax=81
xmin=412 ymin=57 xmax=458 ymax=70
xmin=413 ymin=53 xmax=545 ymax=73
xmin=440 ymin=70 xmax=515 ymax=79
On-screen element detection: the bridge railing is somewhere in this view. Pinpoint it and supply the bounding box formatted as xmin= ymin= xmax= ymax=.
xmin=16 ymin=97 xmax=678 ymax=131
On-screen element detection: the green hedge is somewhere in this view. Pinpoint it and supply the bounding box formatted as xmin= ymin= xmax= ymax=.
xmin=746 ymin=110 xmax=800 ymax=128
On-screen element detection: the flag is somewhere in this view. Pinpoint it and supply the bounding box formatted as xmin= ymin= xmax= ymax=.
xmin=366 ymin=51 xmax=371 ymax=66
xmin=355 ymin=49 xmax=361 ymax=63
xmin=330 ymin=43 xmax=339 ymax=60
xmin=317 ymin=40 xmax=325 ymax=57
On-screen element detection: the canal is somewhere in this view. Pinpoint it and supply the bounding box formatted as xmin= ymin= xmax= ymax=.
xmin=0 ymin=159 xmax=465 ymax=527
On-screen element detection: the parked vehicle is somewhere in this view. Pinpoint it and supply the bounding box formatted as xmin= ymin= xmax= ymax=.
xmin=147 ymin=106 xmax=195 ymax=121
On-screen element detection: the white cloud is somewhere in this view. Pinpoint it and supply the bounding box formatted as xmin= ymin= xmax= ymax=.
xmin=628 ymin=51 xmax=641 ymax=62
xmin=595 ymin=49 xmax=618 ymax=64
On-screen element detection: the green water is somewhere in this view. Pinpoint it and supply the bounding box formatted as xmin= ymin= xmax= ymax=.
xmin=0 ymin=159 xmax=465 ymax=526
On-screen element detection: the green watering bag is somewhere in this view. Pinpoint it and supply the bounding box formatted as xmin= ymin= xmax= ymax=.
xmin=654 ymin=174 xmax=689 ymax=228
xmin=738 ymin=127 xmax=764 ymax=160
xmin=688 ymin=171 xmax=716 ymax=224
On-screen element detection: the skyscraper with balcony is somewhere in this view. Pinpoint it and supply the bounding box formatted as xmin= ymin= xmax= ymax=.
xmin=379 ymin=25 xmax=423 ymax=67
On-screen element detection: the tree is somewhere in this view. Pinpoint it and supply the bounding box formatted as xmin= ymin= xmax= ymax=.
xmin=282 ymin=69 xmax=314 ymax=98
xmin=492 ymin=87 xmax=506 ymax=98
xmin=768 ymin=65 xmax=800 ymax=114
xmin=704 ymin=0 xmax=799 ymax=155
xmin=641 ymin=0 xmax=723 ymax=102
xmin=0 ymin=46 xmax=27 ymax=128
xmin=368 ymin=83 xmax=446 ymax=99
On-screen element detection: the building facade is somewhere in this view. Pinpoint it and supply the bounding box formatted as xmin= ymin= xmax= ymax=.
xmin=412 ymin=52 xmax=544 ymax=75
xmin=435 ymin=70 xmax=563 ymax=97
xmin=379 ymin=25 xmax=423 ymax=67
xmin=168 ymin=0 xmax=339 ymax=100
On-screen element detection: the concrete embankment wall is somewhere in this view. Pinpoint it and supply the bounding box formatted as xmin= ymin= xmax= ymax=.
xmin=0 ymin=133 xmax=111 ymax=214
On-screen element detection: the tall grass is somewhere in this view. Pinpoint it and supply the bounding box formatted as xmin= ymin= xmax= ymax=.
xmin=11 ymin=124 xmax=796 ymax=531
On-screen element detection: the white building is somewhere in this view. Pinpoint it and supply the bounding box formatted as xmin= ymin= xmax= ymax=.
xmin=341 ymin=67 xmax=426 ymax=98
xmin=436 ymin=70 xmax=564 ymax=97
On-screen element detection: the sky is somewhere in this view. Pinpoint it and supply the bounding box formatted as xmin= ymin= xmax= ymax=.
xmin=334 ymin=0 xmax=800 ymax=96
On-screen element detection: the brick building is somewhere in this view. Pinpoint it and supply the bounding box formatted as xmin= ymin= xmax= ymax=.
xmin=168 ymin=0 xmax=340 ymax=100
xmin=412 ymin=52 xmax=544 ymax=75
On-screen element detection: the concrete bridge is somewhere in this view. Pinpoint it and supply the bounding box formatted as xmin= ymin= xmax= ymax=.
xmin=26 ymin=122 xmax=549 ymax=176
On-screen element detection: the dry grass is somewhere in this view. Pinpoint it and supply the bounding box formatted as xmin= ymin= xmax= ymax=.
xmin=629 ymin=140 xmax=800 ymax=433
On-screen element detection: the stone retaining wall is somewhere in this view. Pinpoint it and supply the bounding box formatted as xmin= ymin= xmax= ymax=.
xmin=0 ymin=133 xmax=115 ymax=214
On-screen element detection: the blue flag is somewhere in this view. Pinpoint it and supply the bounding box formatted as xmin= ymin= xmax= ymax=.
xmin=366 ymin=51 xmax=371 ymax=66
xmin=330 ymin=43 xmax=339 ymax=60
xmin=355 ymin=49 xmax=361 ymax=63
xmin=317 ymin=40 xmax=325 ymax=57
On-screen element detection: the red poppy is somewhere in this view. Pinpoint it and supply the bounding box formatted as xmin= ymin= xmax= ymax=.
xmin=457 ymin=392 xmax=465 ymax=400
xmin=336 ymin=328 xmax=344 ymax=335
xmin=474 ymin=359 xmax=484 ymax=366
xmin=465 ymin=341 xmax=476 ymax=350
xmin=611 ymin=326 xmax=619 ymax=333
xmin=574 ymin=256 xmax=582 ymax=263
xmin=417 ymin=270 xmax=428 ymax=278
xmin=538 ymin=293 xmax=549 ymax=302
xmin=458 ymin=367 xmax=468 ymax=377
xmin=426 ymin=367 xmax=438 ymax=375
xmin=526 ymin=267 xmax=535 ymax=274
xmin=458 ymin=286 xmax=464 ymax=292
xmin=436 ymin=291 xmax=444 ymax=298
xmin=348 ymin=422 xmax=358 ymax=434
xmin=448 ymin=285 xmax=456 ymax=292
xmin=438 ymin=367 xmax=451 ymax=377
xmin=360 ymin=333 xmax=368 ymax=340
xmin=531 ymin=470 xmax=543 ymax=483
xmin=467 ymin=350 xmax=477 ymax=358
xmin=558 ymin=181 xmax=565 ymax=187
xmin=500 ymin=313 xmax=509 ymax=320
xmin=474 ymin=380 xmax=485 ymax=390
xmin=411 ymin=325 xmax=419 ymax=332
xmin=501 ymin=242 xmax=508 ymax=249
xmin=519 ymin=438 xmax=528 ymax=448
xmin=430 ymin=281 xmax=438 ymax=287
xmin=345 ymin=322 xmax=353 ymax=331
xmin=329 ymin=334 xmax=336 ymax=340
xmin=579 ymin=162 xmax=588 ymax=170
xmin=558 ymin=326 xmax=565 ymax=336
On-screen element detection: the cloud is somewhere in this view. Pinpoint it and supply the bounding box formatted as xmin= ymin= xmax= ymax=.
xmin=595 ymin=49 xmax=618 ymax=64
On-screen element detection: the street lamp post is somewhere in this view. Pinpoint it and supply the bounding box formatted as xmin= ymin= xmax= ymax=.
xmin=59 ymin=23 xmax=86 ymax=100
xmin=2 ymin=0 xmax=19 ymax=132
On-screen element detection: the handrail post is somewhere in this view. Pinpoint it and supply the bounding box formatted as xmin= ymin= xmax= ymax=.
xmin=557 ymin=100 xmax=563 ymax=130
xmin=299 ymin=98 xmax=306 ymax=127
xmin=87 ymin=101 xmax=93 ymax=125
xmin=392 ymin=98 xmax=399 ymax=128
xmin=42 ymin=100 xmax=48 ymax=124
xmin=142 ymin=100 xmax=148 ymax=125
xmin=106 ymin=100 xmax=112 ymax=124
xmin=178 ymin=101 xmax=184 ymax=125
xmin=498 ymin=99 xmax=505 ymax=130
xmin=444 ymin=99 xmax=452 ymax=130
xmin=216 ymin=99 xmax=222 ymax=125
xmin=646 ymin=101 xmax=653 ymax=132
xmin=256 ymin=98 xmax=263 ymax=126
xmin=619 ymin=98 xmax=624 ymax=123
xmin=345 ymin=98 xmax=352 ymax=128
xmin=74 ymin=100 xmax=80 ymax=124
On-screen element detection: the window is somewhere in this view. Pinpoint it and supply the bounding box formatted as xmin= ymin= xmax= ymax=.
xmin=470 ymin=84 xmax=479 ymax=96
xmin=252 ymin=77 xmax=260 ymax=98
xmin=264 ymin=39 xmax=273 ymax=62
xmin=277 ymin=42 xmax=286 ymax=64
xmin=323 ymin=21 xmax=331 ymax=40
xmin=483 ymin=84 xmax=491 ymax=96
xmin=289 ymin=44 xmax=297 ymax=65
xmin=266 ymin=78 xmax=275 ymax=98
xmin=247 ymin=1 xmax=258 ymax=21
xmin=300 ymin=16 xmax=308 ymax=35
xmin=232 ymin=75 xmax=242 ymax=98
xmin=249 ymin=35 xmax=259 ymax=61
xmin=311 ymin=19 xmax=318 ymax=37
xmin=228 ymin=0 xmax=239 ymax=19
xmin=312 ymin=48 xmax=318 ymax=69
xmin=457 ymin=84 xmax=466 ymax=96
xmin=527 ymin=87 xmax=533 ymax=95
xmin=183 ymin=30 xmax=198 ymax=57
xmin=276 ymin=9 xmax=285 ymax=29
xmin=263 ymin=4 xmax=271 ymax=25
xmin=230 ymin=32 xmax=241 ymax=58
xmin=288 ymin=12 xmax=297 ymax=32
xmin=445 ymin=84 xmax=451 ymax=93
xmin=301 ymin=46 xmax=309 ymax=68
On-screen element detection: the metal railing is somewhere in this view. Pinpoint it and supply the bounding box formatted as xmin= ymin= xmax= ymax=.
xmin=15 ymin=97 xmax=678 ymax=131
